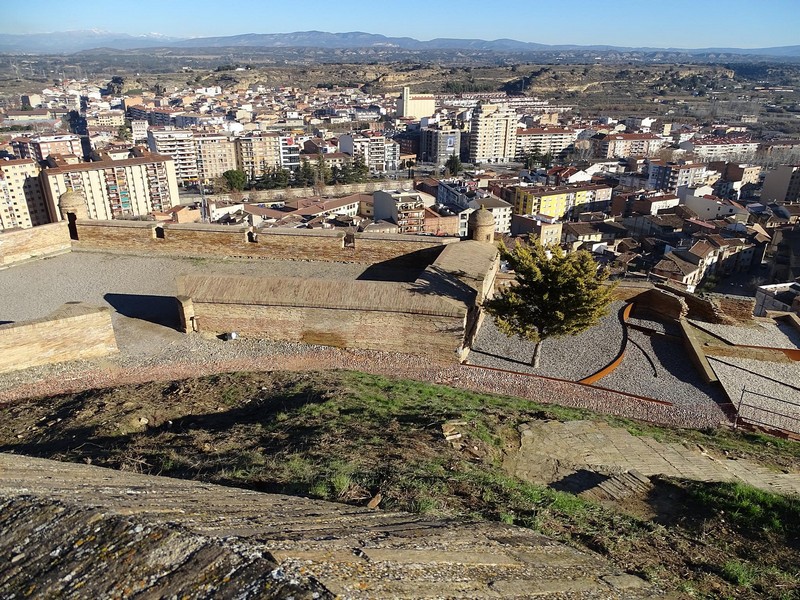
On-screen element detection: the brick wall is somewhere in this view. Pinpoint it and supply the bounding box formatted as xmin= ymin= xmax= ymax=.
xmin=632 ymin=288 xmax=688 ymax=321
xmin=73 ymin=221 xmax=450 ymax=265
xmin=0 ymin=304 xmax=118 ymax=373
xmin=0 ymin=223 xmax=71 ymax=267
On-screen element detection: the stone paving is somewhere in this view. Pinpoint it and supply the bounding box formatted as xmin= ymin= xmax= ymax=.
xmin=0 ymin=453 xmax=655 ymax=599
xmin=509 ymin=420 xmax=800 ymax=497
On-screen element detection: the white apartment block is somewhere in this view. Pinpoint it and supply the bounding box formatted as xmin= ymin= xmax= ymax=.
xmin=468 ymin=103 xmax=519 ymax=164
xmin=339 ymin=133 xmax=399 ymax=172
xmin=147 ymin=128 xmax=198 ymax=185
xmin=0 ymin=159 xmax=49 ymax=230
xmin=679 ymin=137 xmax=759 ymax=162
xmin=647 ymin=161 xmax=709 ymax=193
xmin=597 ymin=133 xmax=666 ymax=158
xmin=40 ymin=155 xmax=180 ymax=222
xmin=516 ymin=127 xmax=578 ymax=158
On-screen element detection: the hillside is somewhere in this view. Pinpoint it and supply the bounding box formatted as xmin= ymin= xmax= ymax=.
xmin=1 ymin=370 xmax=798 ymax=599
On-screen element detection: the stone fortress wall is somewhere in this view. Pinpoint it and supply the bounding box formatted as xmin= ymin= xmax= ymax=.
xmin=0 ymin=303 xmax=118 ymax=374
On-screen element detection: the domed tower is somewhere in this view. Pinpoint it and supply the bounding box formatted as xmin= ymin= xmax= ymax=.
xmin=58 ymin=190 xmax=88 ymax=221
xmin=468 ymin=205 xmax=495 ymax=243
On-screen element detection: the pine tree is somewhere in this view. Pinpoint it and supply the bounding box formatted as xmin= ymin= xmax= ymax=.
xmin=483 ymin=240 xmax=616 ymax=368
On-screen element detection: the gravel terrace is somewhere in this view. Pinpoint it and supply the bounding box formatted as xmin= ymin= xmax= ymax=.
xmin=0 ymin=252 xmax=731 ymax=429
xmin=708 ymin=355 xmax=800 ymax=434
xmin=467 ymin=301 xmax=627 ymax=380
xmin=689 ymin=319 xmax=800 ymax=349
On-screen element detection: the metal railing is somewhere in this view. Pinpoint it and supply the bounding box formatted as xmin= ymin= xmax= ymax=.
xmin=735 ymin=387 xmax=800 ymax=435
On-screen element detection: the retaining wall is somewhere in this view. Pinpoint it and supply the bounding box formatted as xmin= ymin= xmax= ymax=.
xmin=0 ymin=222 xmax=71 ymax=267
xmin=0 ymin=303 xmax=118 ymax=373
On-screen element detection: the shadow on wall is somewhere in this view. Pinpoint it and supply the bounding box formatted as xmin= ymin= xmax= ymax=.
xmin=356 ymin=246 xmax=444 ymax=281
xmin=0 ymin=321 xmax=13 ymax=326
xmin=104 ymin=293 xmax=181 ymax=331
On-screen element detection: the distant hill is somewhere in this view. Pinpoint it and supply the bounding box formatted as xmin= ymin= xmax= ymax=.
xmin=1 ymin=29 xmax=799 ymax=59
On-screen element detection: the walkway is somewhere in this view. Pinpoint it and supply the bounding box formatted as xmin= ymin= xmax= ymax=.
xmin=0 ymin=453 xmax=653 ymax=599
xmin=509 ymin=420 xmax=800 ymax=497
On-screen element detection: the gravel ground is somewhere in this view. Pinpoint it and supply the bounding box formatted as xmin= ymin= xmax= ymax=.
xmin=0 ymin=252 xmax=730 ymax=429
xmin=689 ymin=319 xmax=800 ymax=349
xmin=599 ymin=329 xmax=731 ymax=414
xmin=708 ymin=356 xmax=800 ymax=434
xmin=467 ymin=301 xmax=627 ymax=380
xmin=0 ymin=252 xmax=418 ymax=325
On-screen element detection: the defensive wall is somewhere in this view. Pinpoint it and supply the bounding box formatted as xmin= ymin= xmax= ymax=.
xmin=0 ymin=303 xmax=118 ymax=374
xmin=72 ymin=220 xmax=455 ymax=265
xmin=178 ymin=241 xmax=500 ymax=363
xmin=0 ymin=222 xmax=71 ymax=267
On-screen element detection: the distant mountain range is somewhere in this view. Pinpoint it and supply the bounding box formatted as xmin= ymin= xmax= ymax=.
xmin=1 ymin=29 xmax=799 ymax=58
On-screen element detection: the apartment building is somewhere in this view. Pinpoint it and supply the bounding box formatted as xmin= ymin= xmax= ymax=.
xmin=0 ymin=159 xmax=49 ymax=230
xmin=596 ymin=133 xmax=665 ymax=158
xmin=195 ymin=133 xmax=237 ymax=182
xmin=86 ymin=111 xmax=126 ymax=128
xmin=39 ymin=154 xmax=179 ymax=221
xmin=679 ymin=137 xmax=759 ymax=162
xmin=279 ymin=135 xmax=302 ymax=171
xmin=373 ymin=190 xmax=426 ymax=234
xmin=516 ymin=127 xmax=577 ymax=159
xmin=468 ymin=103 xmax=518 ymax=164
xmin=147 ymin=128 xmax=198 ymax=185
xmin=419 ymin=128 xmax=460 ymax=166
xmin=647 ymin=161 xmax=708 ymax=193
xmin=12 ymin=134 xmax=83 ymax=162
xmin=762 ymin=165 xmax=800 ymax=204
xmin=513 ymin=184 xmax=613 ymax=219
xmin=235 ymin=133 xmax=282 ymax=179
xmin=339 ymin=132 xmax=399 ymax=172
xmin=396 ymin=86 xmax=436 ymax=120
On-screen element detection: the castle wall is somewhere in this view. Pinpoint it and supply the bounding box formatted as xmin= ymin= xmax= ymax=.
xmin=0 ymin=222 xmax=71 ymax=267
xmin=73 ymin=220 xmax=451 ymax=265
xmin=192 ymin=303 xmax=465 ymax=362
xmin=0 ymin=304 xmax=117 ymax=374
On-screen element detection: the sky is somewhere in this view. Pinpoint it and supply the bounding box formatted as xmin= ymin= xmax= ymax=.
xmin=3 ymin=0 xmax=800 ymax=49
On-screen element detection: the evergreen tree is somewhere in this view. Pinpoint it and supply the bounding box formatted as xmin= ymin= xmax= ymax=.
xmin=483 ymin=240 xmax=616 ymax=368
xmin=222 ymin=169 xmax=247 ymax=191
xmin=445 ymin=154 xmax=462 ymax=177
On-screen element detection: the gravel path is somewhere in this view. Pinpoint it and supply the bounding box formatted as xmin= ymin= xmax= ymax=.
xmin=599 ymin=329 xmax=730 ymax=414
xmin=708 ymin=356 xmax=800 ymax=434
xmin=689 ymin=319 xmax=800 ymax=349
xmin=467 ymin=302 xmax=627 ymax=380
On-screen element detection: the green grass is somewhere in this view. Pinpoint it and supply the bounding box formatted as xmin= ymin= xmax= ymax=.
xmin=684 ymin=481 xmax=800 ymax=535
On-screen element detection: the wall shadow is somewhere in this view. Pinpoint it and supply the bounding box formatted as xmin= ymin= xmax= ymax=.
xmin=356 ymin=246 xmax=443 ymax=282
xmin=104 ymin=293 xmax=181 ymax=330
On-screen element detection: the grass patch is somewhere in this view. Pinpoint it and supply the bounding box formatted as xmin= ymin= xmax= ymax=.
xmin=684 ymin=481 xmax=800 ymax=535
xmin=2 ymin=369 xmax=799 ymax=599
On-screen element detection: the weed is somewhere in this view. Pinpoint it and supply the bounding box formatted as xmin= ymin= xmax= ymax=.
xmin=721 ymin=560 xmax=758 ymax=587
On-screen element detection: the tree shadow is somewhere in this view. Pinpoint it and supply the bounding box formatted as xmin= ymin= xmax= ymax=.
xmin=409 ymin=264 xmax=478 ymax=304
xmin=104 ymin=293 xmax=181 ymax=330
xmin=467 ymin=348 xmax=532 ymax=368
xmin=549 ymin=469 xmax=609 ymax=494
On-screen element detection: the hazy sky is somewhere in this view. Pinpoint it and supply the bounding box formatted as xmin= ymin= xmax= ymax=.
xmin=3 ymin=0 xmax=799 ymax=49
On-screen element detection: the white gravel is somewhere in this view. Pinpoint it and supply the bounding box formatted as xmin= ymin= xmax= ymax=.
xmin=467 ymin=301 xmax=627 ymax=380
xmin=600 ymin=330 xmax=730 ymax=413
xmin=688 ymin=319 xmax=800 ymax=349
xmin=708 ymin=355 xmax=800 ymax=434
